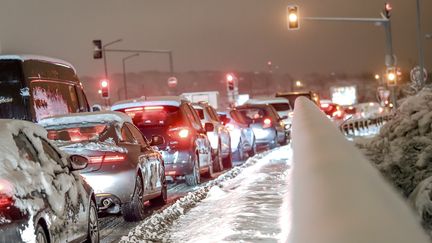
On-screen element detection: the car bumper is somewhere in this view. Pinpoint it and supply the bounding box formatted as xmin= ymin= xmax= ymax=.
xmin=161 ymin=150 xmax=194 ymax=177
xmin=81 ymin=168 xmax=136 ymax=205
xmin=252 ymin=127 xmax=276 ymax=144
xmin=0 ymin=219 xmax=28 ymax=242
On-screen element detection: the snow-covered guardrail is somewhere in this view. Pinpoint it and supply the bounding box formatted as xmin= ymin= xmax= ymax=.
xmin=289 ymin=97 xmax=429 ymax=243
xmin=339 ymin=114 xmax=393 ymax=136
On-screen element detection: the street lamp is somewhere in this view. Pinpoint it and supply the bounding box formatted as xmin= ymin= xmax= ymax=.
xmin=122 ymin=53 xmax=139 ymax=100
xmin=374 ymin=74 xmax=380 ymax=80
xmin=295 ymin=80 xmax=303 ymax=87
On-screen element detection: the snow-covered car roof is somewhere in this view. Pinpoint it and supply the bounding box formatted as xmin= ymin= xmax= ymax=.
xmin=38 ymin=111 xmax=132 ymax=128
xmin=192 ymin=104 xmax=204 ymax=110
xmin=111 ymin=96 xmax=186 ymax=111
xmin=245 ymin=97 xmax=290 ymax=105
xmin=0 ymin=54 xmax=77 ymax=72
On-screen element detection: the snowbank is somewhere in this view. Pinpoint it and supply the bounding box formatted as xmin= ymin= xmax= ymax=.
xmin=358 ymin=88 xmax=432 ymax=233
xmin=119 ymin=149 xmax=277 ymax=242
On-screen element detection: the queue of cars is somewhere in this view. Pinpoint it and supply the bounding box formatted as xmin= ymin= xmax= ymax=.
xmin=0 ymin=54 xmax=292 ymax=242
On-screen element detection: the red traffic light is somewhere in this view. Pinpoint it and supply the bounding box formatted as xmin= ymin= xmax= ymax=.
xmin=383 ymin=2 xmax=392 ymax=18
xmin=100 ymin=79 xmax=109 ymax=98
xmin=226 ymin=73 xmax=235 ymax=91
xmin=226 ymin=74 xmax=234 ymax=82
xmin=287 ymin=5 xmax=300 ymax=30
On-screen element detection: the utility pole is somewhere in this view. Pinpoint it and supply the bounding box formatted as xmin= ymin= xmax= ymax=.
xmin=416 ymin=0 xmax=426 ymax=86
xmin=122 ymin=53 xmax=140 ymax=100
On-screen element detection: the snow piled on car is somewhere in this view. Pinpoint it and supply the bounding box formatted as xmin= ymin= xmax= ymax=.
xmin=38 ymin=111 xmax=131 ymax=127
xmin=0 ymin=120 xmax=88 ymax=242
xmin=119 ymin=148 xmax=288 ymax=242
xmin=55 ymin=138 xmax=127 ymax=153
xmin=358 ymin=88 xmax=432 ymax=233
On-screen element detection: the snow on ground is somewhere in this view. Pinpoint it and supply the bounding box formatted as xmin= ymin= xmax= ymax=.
xmin=120 ymin=146 xmax=292 ymax=243
xmin=357 ymin=88 xmax=432 ymax=234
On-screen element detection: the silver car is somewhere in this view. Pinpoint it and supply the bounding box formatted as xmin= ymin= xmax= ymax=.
xmin=193 ymin=102 xmax=232 ymax=169
xmin=218 ymin=111 xmax=256 ymax=162
xmin=40 ymin=111 xmax=167 ymax=222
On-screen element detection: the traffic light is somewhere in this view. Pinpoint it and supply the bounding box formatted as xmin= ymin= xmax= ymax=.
xmin=386 ymin=67 xmax=397 ymax=86
xmin=93 ymin=40 xmax=103 ymax=59
xmin=226 ymin=73 xmax=235 ymax=91
xmin=287 ymin=5 xmax=299 ymax=30
xmin=383 ymin=2 xmax=392 ymax=19
xmin=100 ymin=79 xmax=109 ymax=98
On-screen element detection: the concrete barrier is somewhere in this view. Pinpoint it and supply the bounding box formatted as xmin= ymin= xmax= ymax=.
xmin=288 ymin=97 xmax=429 ymax=243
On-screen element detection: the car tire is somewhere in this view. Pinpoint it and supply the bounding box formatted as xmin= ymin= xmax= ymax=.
xmin=150 ymin=174 xmax=168 ymax=206
xmin=212 ymin=144 xmax=223 ymax=172
xmin=222 ymin=144 xmax=233 ymax=169
xmin=35 ymin=224 xmax=48 ymax=243
xmin=232 ymin=140 xmax=244 ymax=162
xmin=186 ymin=153 xmax=200 ymax=186
xmin=122 ymin=175 xmax=146 ymax=222
xmin=85 ymin=200 xmax=99 ymax=243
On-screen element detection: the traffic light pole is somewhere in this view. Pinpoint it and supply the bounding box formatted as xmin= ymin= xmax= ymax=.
xmin=102 ymin=39 xmax=123 ymax=106
xmin=105 ymin=49 xmax=174 ymax=75
xmin=416 ymin=0 xmax=426 ymax=87
xmin=302 ymin=16 xmax=397 ymax=109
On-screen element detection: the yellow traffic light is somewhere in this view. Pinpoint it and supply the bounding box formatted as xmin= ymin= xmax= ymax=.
xmin=386 ymin=67 xmax=397 ymax=86
xmin=287 ymin=5 xmax=299 ymax=30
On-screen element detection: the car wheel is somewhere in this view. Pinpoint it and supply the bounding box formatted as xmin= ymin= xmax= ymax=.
xmin=150 ymin=174 xmax=168 ymax=206
xmin=186 ymin=153 xmax=200 ymax=186
xmin=122 ymin=175 xmax=146 ymax=222
xmin=222 ymin=144 xmax=233 ymax=169
xmin=35 ymin=224 xmax=48 ymax=243
xmin=232 ymin=139 xmax=244 ymax=162
xmin=85 ymin=200 xmax=99 ymax=243
xmin=212 ymin=143 xmax=223 ymax=172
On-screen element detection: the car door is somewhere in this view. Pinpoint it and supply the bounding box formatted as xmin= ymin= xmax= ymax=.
xmin=126 ymin=123 xmax=162 ymax=194
xmin=207 ymin=106 xmax=230 ymax=155
xmin=120 ymin=124 xmax=151 ymax=193
xmin=183 ymin=104 xmax=211 ymax=168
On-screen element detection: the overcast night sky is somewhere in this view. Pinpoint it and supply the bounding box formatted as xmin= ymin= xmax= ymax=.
xmin=0 ymin=0 xmax=431 ymax=78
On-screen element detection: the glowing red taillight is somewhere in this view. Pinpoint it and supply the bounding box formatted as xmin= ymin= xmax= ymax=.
xmin=178 ymin=129 xmax=189 ymax=138
xmin=168 ymin=127 xmax=190 ymax=139
xmin=88 ymin=155 xmax=126 ymax=164
xmin=0 ymin=179 xmax=13 ymax=208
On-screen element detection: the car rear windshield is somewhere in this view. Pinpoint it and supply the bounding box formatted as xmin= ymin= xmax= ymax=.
xmin=234 ymin=107 xmax=271 ymax=123
xmin=195 ymin=108 xmax=204 ymax=119
xmin=270 ymin=103 xmax=291 ymax=112
xmin=0 ymin=60 xmax=29 ymax=120
xmin=121 ymin=106 xmax=183 ymax=127
xmin=46 ymin=124 xmax=107 ymax=142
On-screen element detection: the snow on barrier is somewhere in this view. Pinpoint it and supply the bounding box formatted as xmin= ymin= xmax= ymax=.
xmin=339 ymin=114 xmax=392 ymax=136
xmin=289 ymin=97 xmax=429 ymax=243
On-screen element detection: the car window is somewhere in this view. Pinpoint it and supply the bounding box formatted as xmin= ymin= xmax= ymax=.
xmin=121 ymin=125 xmax=136 ymax=143
xmin=41 ymin=139 xmax=64 ymax=166
xmin=13 ymin=132 xmax=39 ymax=163
xmin=126 ymin=123 xmax=148 ymax=146
xmin=183 ymin=104 xmax=202 ymax=131
xmin=75 ymin=86 xmax=89 ymax=112
xmin=207 ymin=106 xmax=220 ymax=122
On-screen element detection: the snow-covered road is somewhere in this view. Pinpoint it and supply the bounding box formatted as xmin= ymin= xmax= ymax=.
xmin=120 ymin=146 xmax=292 ymax=242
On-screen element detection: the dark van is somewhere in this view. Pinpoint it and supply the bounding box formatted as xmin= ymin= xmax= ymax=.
xmin=0 ymin=55 xmax=90 ymax=121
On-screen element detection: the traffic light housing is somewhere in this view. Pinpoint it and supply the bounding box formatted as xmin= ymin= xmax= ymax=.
xmin=386 ymin=67 xmax=397 ymax=86
xmin=287 ymin=5 xmax=300 ymax=30
xmin=226 ymin=74 xmax=235 ymax=91
xmin=100 ymin=79 xmax=109 ymax=98
xmin=383 ymin=2 xmax=392 ymax=19
xmin=93 ymin=40 xmax=103 ymax=59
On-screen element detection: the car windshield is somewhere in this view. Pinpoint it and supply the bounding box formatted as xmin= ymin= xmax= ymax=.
xmin=46 ymin=124 xmax=107 ymax=142
xmin=195 ymin=108 xmax=205 ymax=119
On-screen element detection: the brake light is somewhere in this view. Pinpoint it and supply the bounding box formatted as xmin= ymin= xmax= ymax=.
xmin=88 ymin=155 xmax=126 ymax=164
xmin=320 ymin=103 xmax=329 ymax=108
xmin=263 ymin=118 xmax=272 ymax=128
xmin=178 ymin=129 xmax=189 ymax=138
xmin=144 ymin=106 xmax=164 ymax=110
xmin=125 ymin=107 xmax=143 ymax=112
xmin=0 ymin=179 xmax=13 ymax=208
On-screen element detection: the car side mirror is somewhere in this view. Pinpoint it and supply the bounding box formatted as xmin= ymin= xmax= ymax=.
xmin=204 ymin=123 xmax=214 ymax=132
xmin=69 ymin=154 xmax=89 ymax=171
xmin=150 ymin=135 xmax=165 ymax=146
xmin=221 ymin=117 xmax=231 ymax=125
xmin=91 ymin=104 xmax=102 ymax=112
